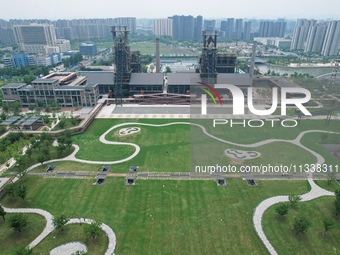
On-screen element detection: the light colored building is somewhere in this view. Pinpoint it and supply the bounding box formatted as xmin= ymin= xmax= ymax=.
xmin=254 ymin=37 xmax=291 ymax=49
xmin=290 ymin=19 xmax=316 ymax=50
xmin=153 ymin=19 xmax=173 ymax=37
xmin=321 ymin=20 xmax=340 ymax=56
xmin=56 ymin=39 xmax=71 ymax=53
xmin=13 ymin=23 xmax=57 ymax=54
xmin=305 ymin=23 xmax=327 ymax=54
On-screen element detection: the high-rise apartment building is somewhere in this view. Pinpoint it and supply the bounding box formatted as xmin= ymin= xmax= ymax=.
xmin=290 ymin=19 xmax=316 ymax=50
xmin=194 ymin=16 xmax=203 ymax=40
xmin=243 ymin=21 xmax=252 ymax=41
xmin=153 ymin=19 xmax=173 ymax=37
xmin=170 ymin=15 xmax=202 ymax=41
xmin=321 ymin=20 xmax=340 ymax=56
xmin=259 ymin=21 xmax=286 ymax=37
xmin=113 ymin=17 xmax=137 ymax=34
xmin=305 ymin=23 xmax=327 ymax=53
xmin=235 ymin=19 xmax=243 ymax=40
xmin=204 ymin=20 xmax=216 ymax=31
xmin=13 ymin=23 xmax=57 ymax=54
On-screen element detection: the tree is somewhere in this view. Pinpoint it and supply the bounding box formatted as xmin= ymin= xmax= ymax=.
xmin=58 ymin=119 xmax=66 ymax=129
xmin=0 ymin=204 xmax=6 ymax=220
xmin=323 ymin=217 xmax=335 ymax=236
xmin=165 ymin=66 xmax=172 ymax=73
xmin=53 ymin=214 xmax=69 ymax=231
xmin=84 ymin=221 xmax=102 ymax=241
xmin=275 ymin=202 xmax=289 ymax=217
xmin=16 ymin=185 xmax=27 ymax=201
xmin=5 ymin=183 xmax=16 ymax=198
xmin=293 ymin=216 xmax=310 ymax=235
xmin=288 ymin=195 xmax=302 ymax=208
xmin=37 ymin=153 xmax=47 ymax=165
xmin=335 ymin=189 xmax=340 ymax=216
xmin=8 ymin=214 xmax=28 ymax=232
xmin=16 ymin=247 xmax=33 ymax=255
xmin=23 ymin=74 xmax=36 ymax=85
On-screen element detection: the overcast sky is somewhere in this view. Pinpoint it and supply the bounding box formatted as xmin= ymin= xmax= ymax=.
xmin=2 ymin=0 xmax=340 ymax=20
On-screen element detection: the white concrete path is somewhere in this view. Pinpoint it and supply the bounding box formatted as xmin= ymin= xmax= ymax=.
xmin=1 ymin=205 xmax=116 ymax=255
xmin=253 ymin=179 xmax=335 ymax=255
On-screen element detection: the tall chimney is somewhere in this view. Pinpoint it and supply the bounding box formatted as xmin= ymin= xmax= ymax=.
xmin=250 ymin=41 xmax=256 ymax=79
xmin=156 ymin=38 xmax=160 ymax=73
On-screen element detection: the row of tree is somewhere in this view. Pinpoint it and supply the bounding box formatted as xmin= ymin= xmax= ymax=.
xmin=0 ymin=66 xmax=49 ymax=78
xmin=276 ymin=191 xmax=340 ymax=236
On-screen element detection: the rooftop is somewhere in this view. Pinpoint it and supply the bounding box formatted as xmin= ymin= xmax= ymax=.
xmin=32 ymin=78 xmax=59 ymax=84
xmin=167 ymin=73 xmax=201 ymax=86
xmin=216 ymin=73 xmax=252 ymax=87
xmin=84 ymin=71 xmax=114 ymax=86
xmin=2 ymin=83 xmax=26 ymax=89
xmin=129 ymin=73 xmax=164 ymax=85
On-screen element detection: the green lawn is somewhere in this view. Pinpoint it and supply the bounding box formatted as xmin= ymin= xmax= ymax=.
xmin=33 ymin=224 xmax=108 ymax=255
xmin=31 ymin=161 xmax=103 ymax=173
xmin=0 ymin=213 xmax=46 ymax=255
xmin=263 ymin=197 xmax=340 ymax=255
xmin=70 ymin=119 xmax=337 ymax=173
xmin=315 ymin=180 xmax=340 ymax=192
xmin=1 ymin=177 xmax=310 ymax=255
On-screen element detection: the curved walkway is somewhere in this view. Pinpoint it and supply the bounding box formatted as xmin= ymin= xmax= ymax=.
xmin=16 ymin=121 xmax=340 ymax=255
xmin=25 ymin=122 xmax=340 ymax=170
xmin=1 ymin=205 xmax=116 ymax=255
xmin=253 ymin=179 xmax=335 ymax=255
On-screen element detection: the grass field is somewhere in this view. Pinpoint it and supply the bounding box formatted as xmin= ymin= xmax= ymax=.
xmin=263 ymin=197 xmax=340 ymax=255
xmin=33 ymin=224 xmax=108 ymax=255
xmin=69 ymin=119 xmax=338 ymax=173
xmin=1 ymin=177 xmax=310 ymax=255
xmin=0 ymin=213 xmax=45 ymax=255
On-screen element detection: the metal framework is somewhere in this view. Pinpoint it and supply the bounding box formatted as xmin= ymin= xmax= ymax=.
xmin=111 ymin=26 xmax=131 ymax=105
xmin=329 ymin=59 xmax=340 ymax=87
xmin=200 ymin=31 xmax=218 ymax=84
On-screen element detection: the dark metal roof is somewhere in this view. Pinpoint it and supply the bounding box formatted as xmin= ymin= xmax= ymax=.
xmin=167 ymin=73 xmax=202 ymax=86
xmin=1 ymin=83 xmax=26 ymax=89
xmin=20 ymin=116 xmax=42 ymax=126
xmin=216 ymin=74 xmax=252 ymax=87
xmin=0 ymin=116 xmax=22 ymax=126
xmin=85 ymin=71 xmax=114 ymax=86
xmin=32 ymin=78 xmax=59 ymax=83
xmin=54 ymin=86 xmax=84 ymax=90
xmin=129 ymin=73 xmax=164 ymax=85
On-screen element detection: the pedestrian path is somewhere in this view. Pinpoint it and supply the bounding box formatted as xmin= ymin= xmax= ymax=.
xmin=1 ymin=205 xmax=116 ymax=255
xmin=253 ymin=178 xmax=335 ymax=255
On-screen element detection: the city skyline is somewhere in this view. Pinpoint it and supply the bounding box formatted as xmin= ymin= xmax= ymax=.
xmin=1 ymin=0 xmax=340 ymax=20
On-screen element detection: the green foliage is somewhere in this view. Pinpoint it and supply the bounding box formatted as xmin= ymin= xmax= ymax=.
xmin=15 ymin=247 xmax=33 ymax=255
xmin=323 ymin=217 xmax=335 ymax=233
xmin=335 ymin=189 xmax=340 ymax=216
xmin=0 ymin=65 xmax=49 ymax=77
xmin=53 ymin=214 xmax=69 ymax=231
xmin=8 ymin=214 xmax=28 ymax=232
xmin=293 ymin=216 xmax=310 ymax=235
xmin=84 ymin=221 xmax=102 ymax=241
xmin=5 ymin=184 xmax=16 ymax=199
xmin=275 ymin=202 xmax=289 ymax=217
xmin=0 ymin=204 xmax=6 ymax=220
xmin=16 ymin=185 xmax=26 ymax=201
xmin=288 ymin=195 xmax=302 ymax=208
xmin=23 ymin=74 xmax=36 ymax=85
xmin=62 ymin=53 xmax=83 ymax=68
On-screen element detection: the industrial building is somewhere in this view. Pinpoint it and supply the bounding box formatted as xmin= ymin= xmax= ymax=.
xmin=2 ymin=28 xmax=252 ymax=108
